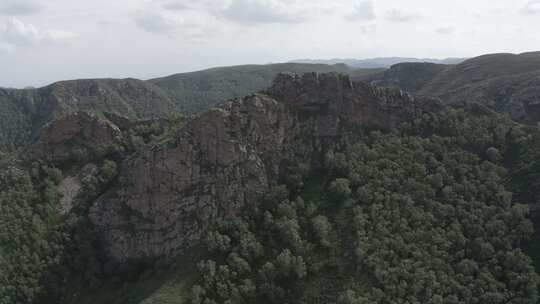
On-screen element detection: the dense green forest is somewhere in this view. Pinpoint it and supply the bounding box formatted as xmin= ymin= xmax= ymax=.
xmin=2 ymin=100 xmax=540 ymax=303
xmin=190 ymin=109 xmax=540 ymax=304
xmin=3 ymin=53 xmax=540 ymax=303
xmin=0 ymin=116 xmax=185 ymax=304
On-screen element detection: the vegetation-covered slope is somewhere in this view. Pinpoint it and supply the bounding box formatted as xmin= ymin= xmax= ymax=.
xmin=195 ymin=132 xmax=538 ymax=303
xmin=0 ymin=79 xmax=175 ymax=152
xmin=147 ymin=63 xmax=377 ymax=114
xmin=3 ymin=71 xmax=540 ymax=304
xmin=68 ymin=104 xmax=540 ymax=304
xmin=361 ymin=62 xmax=450 ymax=92
xmin=0 ymin=63 xmax=379 ymax=152
xmin=4 ymin=52 xmax=540 ymax=153
xmin=367 ymin=52 xmax=540 ymax=122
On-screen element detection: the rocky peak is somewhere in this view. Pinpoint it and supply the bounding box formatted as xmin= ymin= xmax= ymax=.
xmin=267 ymin=72 xmax=355 ymax=108
xmin=88 ymin=72 xmax=446 ymax=262
xmin=89 ymin=93 xmax=297 ymax=261
xmin=267 ymin=72 xmax=445 ymax=130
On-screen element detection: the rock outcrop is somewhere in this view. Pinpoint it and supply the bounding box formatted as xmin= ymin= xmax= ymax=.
xmin=28 ymin=111 xmax=123 ymax=164
xmin=268 ymin=72 xmax=444 ymax=132
xmin=89 ymin=94 xmax=298 ymax=260
xmin=88 ymin=73 xmax=445 ymax=262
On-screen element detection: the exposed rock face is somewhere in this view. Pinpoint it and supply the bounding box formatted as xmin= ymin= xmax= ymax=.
xmin=89 ymin=73 xmax=445 ymax=262
xmin=267 ymin=72 xmax=445 ymax=132
xmin=29 ymin=111 xmax=122 ymax=164
xmin=58 ymin=163 xmax=99 ymax=214
xmin=58 ymin=176 xmax=81 ymax=214
xmin=89 ymin=94 xmax=298 ymax=260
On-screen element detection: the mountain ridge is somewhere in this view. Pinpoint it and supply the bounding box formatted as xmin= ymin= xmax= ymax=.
xmin=291 ymin=56 xmax=466 ymax=68
xmin=4 ymin=69 xmax=540 ymax=304
xmin=85 ymin=72 xmax=444 ymax=262
xmin=364 ymin=51 xmax=540 ymax=122
xmin=0 ymin=63 xmax=373 ymax=152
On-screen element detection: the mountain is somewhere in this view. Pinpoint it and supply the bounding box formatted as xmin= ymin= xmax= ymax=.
xmin=148 ymin=63 xmax=359 ymax=114
xmin=292 ymin=57 xmax=466 ymax=68
xmin=0 ymin=73 xmax=540 ymax=304
xmin=3 ymin=71 xmax=540 ymax=304
xmin=89 ymin=72 xmax=444 ymax=262
xmin=0 ymin=63 xmax=381 ymax=152
xmin=4 ymin=54 xmax=540 ymax=304
xmin=5 ymin=51 xmax=538 ymax=154
xmin=0 ymin=78 xmax=175 ymax=152
xmin=365 ymin=52 xmax=540 ymax=122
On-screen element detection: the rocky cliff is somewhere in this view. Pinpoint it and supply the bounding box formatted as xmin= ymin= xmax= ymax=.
xmin=0 ymin=63 xmax=353 ymax=152
xmin=84 ymin=72 xmax=445 ymax=262
xmin=28 ymin=111 xmax=123 ymax=164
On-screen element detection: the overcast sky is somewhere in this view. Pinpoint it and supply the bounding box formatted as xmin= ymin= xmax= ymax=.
xmin=0 ymin=0 xmax=539 ymax=88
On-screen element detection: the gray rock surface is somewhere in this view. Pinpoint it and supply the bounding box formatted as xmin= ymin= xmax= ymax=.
xmin=85 ymin=73 xmax=445 ymax=262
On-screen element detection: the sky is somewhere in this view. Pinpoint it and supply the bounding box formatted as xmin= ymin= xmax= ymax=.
xmin=0 ymin=0 xmax=539 ymax=88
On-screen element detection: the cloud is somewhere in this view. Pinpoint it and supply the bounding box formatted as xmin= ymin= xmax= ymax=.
xmin=97 ymin=19 xmax=112 ymax=27
xmin=359 ymin=24 xmax=377 ymax=34
xmin=0 ymin=42 xmax=14 ymax=54
xmin=346 ymin=1 xmax=376 ymax=22
xmin=0 ymin=0 xmax=44 ymax=16
xmin=161 ymin=1 xmax=191 ymax=11
xmin=521 ymin=0 xmax=540 ymax=15
xmin=386 ymin=9 xmax=421 ymax=22
xmin=1 ymin=18 xmax=78 ymax=47
xmin=134 ymin=8 xmax=221 ymax=42
xmin=436 ymin=26 xmax=454 ymax=35
xmin=220 ymin=0 xmax=307 ymax=24
xmin=155 ymin=0 xmax=229 ymax=12
xmin=145 ymin=0 xmax=330 ymax=28
xmin=135 ymin=10 xmax=179 ymax=33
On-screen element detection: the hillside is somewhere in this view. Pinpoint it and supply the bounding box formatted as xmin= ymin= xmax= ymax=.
xmin=361 ymin=62 xmax=450 ymax=92
xmin=4 ymin=53 xmax=540 ymax=153
xmin=420 ymin=52 xmax=540 ymax=121
xmin=0 ymin=63 xmax=380 ymax=152
xmin=0 ymin=79 xmax=175 ymax=152
xmin=147 ymin=63 xmax=380 ymax=114
xmin=367 ymin=52 xmax=540 ymax=122
xmin=2 ymin=72 xmax=540 ymax=304
xmin=4 ymin=53 xmax=540 ymax=304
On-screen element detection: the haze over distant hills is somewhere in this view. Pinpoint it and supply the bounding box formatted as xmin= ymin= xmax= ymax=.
xmin=291 ymin=57 xmax=467 ymax=68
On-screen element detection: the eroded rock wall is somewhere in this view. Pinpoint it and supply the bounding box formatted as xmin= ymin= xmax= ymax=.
xmin=86 ymin=72 xmax=444 ymax=261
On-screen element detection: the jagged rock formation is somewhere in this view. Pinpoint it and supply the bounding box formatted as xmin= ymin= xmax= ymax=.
xmin=88 ymin=72 xmax=445 ymax=262
xmin=0 ymin=63 xmax=353 ymax=152
xmin=28 ymin=111 xmax=123 ymax=164
xmin=268 ymin=72 xmax=444 ymax=131
xmin=58 ymin=163 xmax=99 ymax=214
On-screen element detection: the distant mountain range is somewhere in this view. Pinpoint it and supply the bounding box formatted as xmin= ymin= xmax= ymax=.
xmin=362 ymin=52 xmax=540 ymax=122
xmin=3 ymin=52 xmax=540 ymax=153
xmin=4 ymin=51 xmax=540 ymax=304
xmin=291 ymin=57 xmax=467 ymax=68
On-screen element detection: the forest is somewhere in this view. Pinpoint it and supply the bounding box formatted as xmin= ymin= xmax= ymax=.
xmin=191 ymin=109 xmax=540 ymax=304
xmin=2 ymin=99 xmax=540 ymax=303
